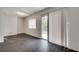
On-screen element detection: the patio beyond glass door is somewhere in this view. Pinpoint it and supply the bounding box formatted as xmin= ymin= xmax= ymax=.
xmin=41 ymin=15 xmax=48 ymax=40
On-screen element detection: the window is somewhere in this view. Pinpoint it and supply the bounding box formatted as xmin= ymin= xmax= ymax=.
xmin=28 ymin=18 xmax=36 ymax=29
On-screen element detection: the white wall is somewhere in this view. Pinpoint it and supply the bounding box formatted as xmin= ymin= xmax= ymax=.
xmin=0 ymin=8 xmax=25 ymax=37
xmin=17 ymin=17 xmax=25 ymax=34
xmin=0 ymin=8 xmax=25 ymax=42
xmin=0 ymin=8 xmax=18 ymax=36
xmin=24 ymin=15 xmax=41 ymax=38
xmin=0 ymin=12 xmax=5 ymax=42
xmin=4 ymin=15 xmax=17 ymax=36
xmin=63 ymin=7 xmax=79 ymax=51
xmin=0 ymin=8 xmax=18 ymax=42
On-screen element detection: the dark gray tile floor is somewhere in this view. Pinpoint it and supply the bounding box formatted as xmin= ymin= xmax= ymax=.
xmin=0 ymin=34 xmax=77 ymax=52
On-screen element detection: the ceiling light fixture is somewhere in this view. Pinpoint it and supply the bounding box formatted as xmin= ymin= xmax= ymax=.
xmin=16 ymin=11 xmax=29 ymax=17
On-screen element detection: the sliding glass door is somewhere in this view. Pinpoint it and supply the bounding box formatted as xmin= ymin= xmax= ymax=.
xmin=49 ymin=10 xmax=62 ymax=45
xmin=41 ymin=14 xmax=48 ymax=40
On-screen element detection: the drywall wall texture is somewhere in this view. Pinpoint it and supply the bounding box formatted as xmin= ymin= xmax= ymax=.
xmin=17 ymin=17 xmax=25 ymax=34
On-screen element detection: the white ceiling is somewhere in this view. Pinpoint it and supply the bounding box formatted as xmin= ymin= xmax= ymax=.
xmin=18 ymin=7 xmax=47 ymax=14
xmin=0 ymin=7 xmax=47 ymax=17
xmin=16 ymin=7 xmax=47 ymax=17
xmin=0 ymin=7 xmax=47 ymax=15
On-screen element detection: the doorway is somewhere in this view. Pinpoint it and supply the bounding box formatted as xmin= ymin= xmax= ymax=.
xmin=41 ymin=14 xmax=48 ymax=40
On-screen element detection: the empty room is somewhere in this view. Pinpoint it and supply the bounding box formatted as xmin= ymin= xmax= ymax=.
xmin=0 ymin=7 xmax=79 ymax=52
